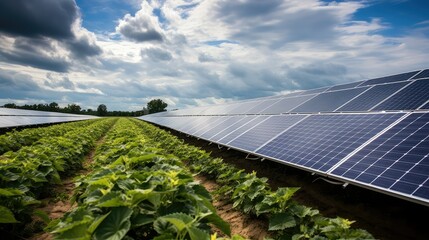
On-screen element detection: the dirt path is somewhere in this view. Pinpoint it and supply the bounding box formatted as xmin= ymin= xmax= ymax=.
xmin=195 ymin=175 xmax=269 ymax=239
xmin=168 ymin=129 xmax=428 ymax=240
xmin=29 ymin=133 xmax=110 ymax=240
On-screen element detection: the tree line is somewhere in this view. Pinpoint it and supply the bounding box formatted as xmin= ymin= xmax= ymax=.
xmin=2 ymin=99 xmax=168 ymax=116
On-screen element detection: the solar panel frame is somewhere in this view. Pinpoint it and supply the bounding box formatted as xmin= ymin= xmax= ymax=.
xmin=411 ymin=69 xmax=429 ymax=80
xmin=358 ymin=70 xmax=420 ymax=87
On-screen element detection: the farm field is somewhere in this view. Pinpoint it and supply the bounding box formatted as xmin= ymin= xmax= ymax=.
xmin=0 ymin=118 xmax=377 ymax=240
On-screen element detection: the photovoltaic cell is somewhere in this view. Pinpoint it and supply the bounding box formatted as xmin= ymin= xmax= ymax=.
xmin=337 ymin=82 xmax=409 ymax=112
xmin=327 ymin=81 xmax=363 ymax=92
xmin=217 ymin=116 xmax=270 ymax=145
xmin=198 ymin=116 xmax=243 ymax=140
xmin=373 ymin=79 xmax=429 ymax=111
xmin=245 ymin=98 xmax=281 ymax=114
xmin=189 ymin=117 xmax=226 ymax=135
xmin=193 ymin=116 xmax=232 ymax=137
xmin=209 ymin=116 xmax=256 ymax=142
xmin=359 ymin=70 xmax=419 ymax=86
xmin=227 ymin=101 xmax=261 ymax=114
xmin=291 ymin=87 xmax=369 ymax=113
xmin=412 ymin=69 xmax=429 ymax=79
xmin=331 ymin=113 xmax=429 ymax=201
xmin=256 ymin=113 xmax=404 ymax=172
xmin=259 ymin=95 xmax=315 ymax=114
xmin=299 ymin=86 xmax=330 ymax=95
xmin=228 ymin=115 xmax=307 ymax=152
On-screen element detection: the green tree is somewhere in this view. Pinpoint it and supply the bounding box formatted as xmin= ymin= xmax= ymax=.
xmin=3 ymin=103 xmax=17 ymax=108
xmin=49 ymin=102 xmax=59 ymax=111
xmin=97 ymin=104 xmax=107 ymax=116
xmin=147 ymin=99 xmax=168 ymax=114
xmin=65 ymin=104 xmax=81 ymax=113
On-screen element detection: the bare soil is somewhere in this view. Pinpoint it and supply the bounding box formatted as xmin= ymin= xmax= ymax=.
xmin=167 ymin=128 xmax=428 ymax=240
xmin=195 ymin=175 xmax=269 ymax=239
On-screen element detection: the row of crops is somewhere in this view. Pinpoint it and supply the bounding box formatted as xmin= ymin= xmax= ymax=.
xmin=0 ymin=118 xmax=374 ymax=239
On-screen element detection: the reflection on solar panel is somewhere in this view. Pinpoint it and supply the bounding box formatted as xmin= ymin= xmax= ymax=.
xmin=328 ymin=81 xmax=363 ymax=91
xmin=138 ymin=68 xmax=429 ymax=206
xmin=292 ymin=87 xmax=369 ymax=113
xmin=218 ymin=116 xmax=269 ymax=144
xmin=256 ymin=114 xmax=403 ymax=172
xmin=260 ymin=95 xmax=315 ymax=114
xmin=0 ymin=108 xmax=98 ymax=128
xmin=245 ymin=99 xmax=280 ymax=114
xmin=228 ymin=115 xmax=307 ymax=152
xmin=359 ymin=70 xmax=419 ymax=86
xmin=331 ymin=113 xmax=429 ymax=202
xmin=412 ymin=69 xmax=429 ymax=79
xmin=337 ymin=82 xmax=408 ymax=112
xmin=373 ymin=79 xmax=429 ymax=111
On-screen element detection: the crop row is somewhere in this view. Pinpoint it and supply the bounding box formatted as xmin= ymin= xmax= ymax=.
xmin=48 ymin=118 xmax=234 ymax=240
xmin=0 ymin=118 xmax=116 ymax=232
xmin=0 ymin=118 xmax=100 ymax=155
xmin=132 ymin=119 xmax=374 ymax=240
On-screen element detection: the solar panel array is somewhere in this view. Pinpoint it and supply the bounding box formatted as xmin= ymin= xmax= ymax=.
xmin=139 ymin=69 xmax=429 ymax=206
xmin=0 ymin=108 xmax=98 ymax=128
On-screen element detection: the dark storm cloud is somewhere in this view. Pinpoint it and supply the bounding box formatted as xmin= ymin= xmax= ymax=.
xmin=142 ymin=47 xmax=172 ymax=61
xmin=0 ymin=70 xmax=41 ymax=92
xmin=66 ymin=36 xmax=102 ymax=59
xmin=118 ymin=23 xmax=164 ymax=42
xmin=0 ymin=0 xmax=77 ymax=39
xmin=0 ymin=48 xmax=69 ymax=72
xmin=0 ymin=0 xmax=102 ymax=71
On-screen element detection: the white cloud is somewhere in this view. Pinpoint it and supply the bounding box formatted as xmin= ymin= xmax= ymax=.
xmin=1 ymin=0 xmax=429 ymax=111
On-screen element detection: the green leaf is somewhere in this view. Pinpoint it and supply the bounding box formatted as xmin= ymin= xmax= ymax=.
xmin=33 ymin=209 xmax=50 ymax=224
xmin=55 ymin=223 xmax=90 ymax=240
xmin=269 ymin=213 xmax=296 ymax=231
xmin=96 ymin=192 xmax=127 ymax=208
xmin=94 ymin=207 xmax=133 ymax=240
xmin=206 ymin=213 xmax=231 ymax=237
xmin=160 ymin=213 xmax=193 ymax=232
xmin=0 ymin=188 xmax=24 ymax=196
xmin=127 ymin=188 xmax=153 ymax=206
xmin=131 ymin=214 xmax=155 ymax=227
xmin=187 ymin=226 xmax=210 ymax=240
xmin=88 ymin=212 xmax=110 ymax=234
xmin=0 ymin=205 xmax=18 ymax=223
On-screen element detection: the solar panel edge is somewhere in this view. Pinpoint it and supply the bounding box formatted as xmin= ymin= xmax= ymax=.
xmin=326 ymin=174 xmax=429 ymax=207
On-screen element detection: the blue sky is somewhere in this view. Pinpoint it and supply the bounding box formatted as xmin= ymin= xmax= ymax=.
xmin=0 ymin=0 xmax=428 ymax=111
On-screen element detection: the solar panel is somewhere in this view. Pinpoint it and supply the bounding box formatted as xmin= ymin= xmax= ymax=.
xmin=209 ymin=116 xmax=255 ymax=142
xmin=291 ymin=87 xmax=369 ymax=113
xmin=331 ymin=113 xmax=429 ymax=203
xmin=226 ymin=101 xmax=262 ymax=114
xmin=337 ymin=82 xmax=409 ymax=112
xmin=373 ymin=79 xmax=429 ymax=111
xmin=327 ymin=81 xmax=363 ymax=92
xmin=198 ymin=116 xmax=243 ymax=140
xmin=192 ymin=116 xmax=232 ymax=137
xmin=245 ymin=98 xmax=281 ymax=114
xmin=259 ymin=95 xmax=315 ymax=114
xmin=256 ymin=113 xmax=404 ymax=172
xmin=359 ymin=70 xmax=419 ymax=86
xmin=299 ymin=86 xmax=330 ymax=95
xmin=217 ymin=116 xmax=270 ymax=144
xmin=228 ymin=115 xmax=307 ymax=152
xmin=412 ymin=69 xmax=429 ymax=79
